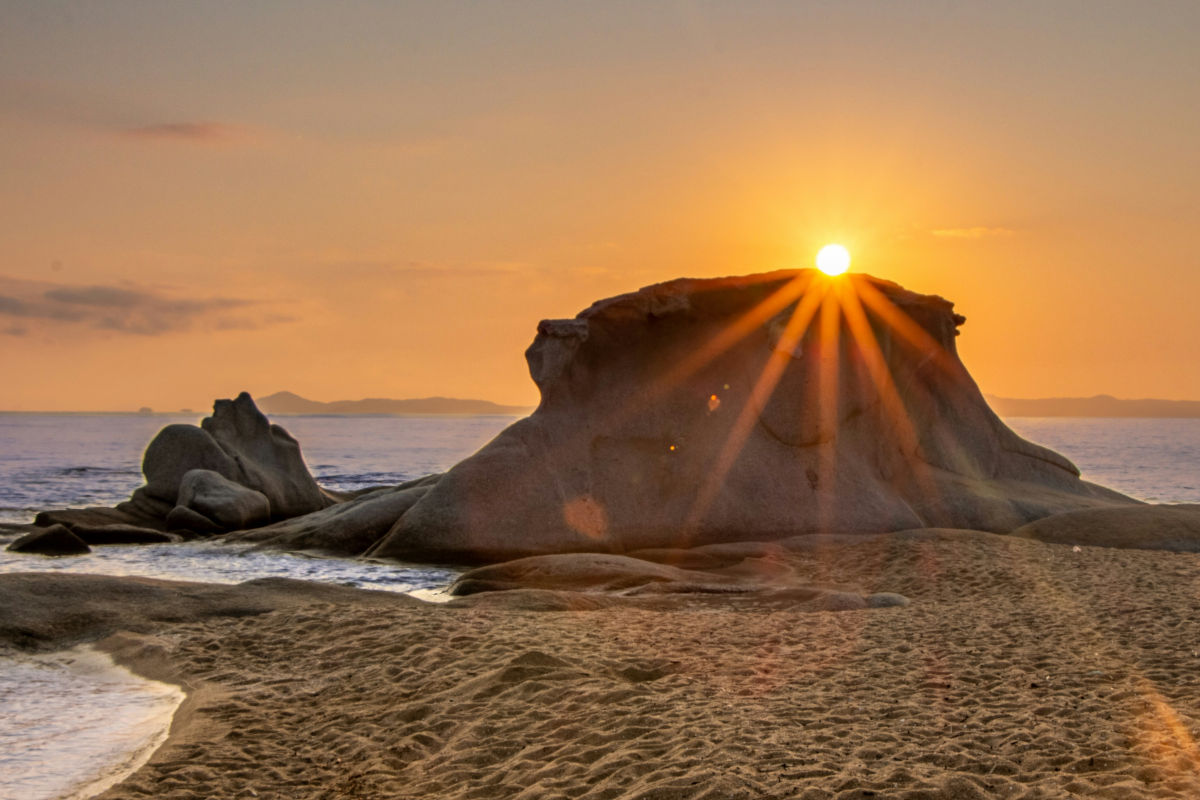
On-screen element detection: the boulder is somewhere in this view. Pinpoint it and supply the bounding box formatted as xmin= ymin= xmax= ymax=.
xmin=34 ymin=506 xmax=162 ymax=531
xmin=177 ymin=469 xmax=271 ymax=530
xmin=223 ymin=478 xmax=436 ymax=556
xmin=142 ymin=423 xmax=240 ymax=504
xmin=142 ymin=392 xmax=329 ymax=520
xmin=164 ymin=505 xmax=223 ymax=535
xmin=370 ymin=270 xmax=1137 ymax=563
xmin=450 ymin=553 xmax=739 ymax=595
xmin=31 ymin=393 xmax=334 ymax=539
xmin=7 ymin=524 xmax=91 ymax=556
xmin=1013 ymin=504 xmax=1200 ymax=551
xmin=70 ymin=524 xmax=181 ymax=545
xmin=0 ymin=573 xmax=420 ymax=653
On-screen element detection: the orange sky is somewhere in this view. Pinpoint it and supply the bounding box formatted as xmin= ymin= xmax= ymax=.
xmin=1 ymin=2 xmax=1197 ymax=411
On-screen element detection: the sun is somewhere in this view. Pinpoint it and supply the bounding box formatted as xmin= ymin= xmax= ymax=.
xmin=816 ymin=244 xmax=851 ymax=276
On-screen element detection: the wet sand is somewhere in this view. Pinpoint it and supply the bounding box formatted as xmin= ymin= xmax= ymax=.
xmin=9 ymin=531 xmax=1200 ymax=799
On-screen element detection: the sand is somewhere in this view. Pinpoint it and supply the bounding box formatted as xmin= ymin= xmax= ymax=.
xmin=9 ymin=532 xmax=1200 ymax=799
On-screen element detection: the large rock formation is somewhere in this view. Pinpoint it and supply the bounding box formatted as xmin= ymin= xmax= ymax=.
xmin=368 ymin=270 xmax=1136 ymax=562
xmin=33 ymin=392 xmax=332 ymax=536
xmin=223 ymin=475 xmax=440 ymax=556
xmin=143 ymin=392 xmax=330 ymax=520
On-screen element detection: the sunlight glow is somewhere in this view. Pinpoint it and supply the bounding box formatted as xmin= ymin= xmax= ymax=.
xmin=816 ymin=244 xmax=851 ymax=276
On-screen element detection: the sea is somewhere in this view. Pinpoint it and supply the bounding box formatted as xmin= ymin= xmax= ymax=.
xmin=0 ymin=413 xmax=1198 ymax=800
xmin=1 ymin=414 xmax=1199 ymax=587
xmin=0 ymin=413 xmax=523 ymax=593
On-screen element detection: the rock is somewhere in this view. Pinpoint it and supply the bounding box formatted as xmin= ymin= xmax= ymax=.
xmin=450 ymin=553 xmax=741 ymax=595
xmin=33 ymin=393 xmax=336 ymax=538
xmin=866 ymin=592 xmax=911 ymax=608
xmin=70 ymin=524 xmax=182 ymax=545
xmin=165 ymin=505 xmax=223 ymax=535
xmin=115 ymin=487 xmax=176 ymax=521
xmin=142 ymin=393 xmax=329 ymax=521
xmin=34 ymin=506 xmax=161 ymax=531
xmin=0 ymin=573 xmax=420 ymax=653
xmin=142 ymin=424 xmax=239 ymax=505
xmin=224 ymin=480 xmax=435 ymax=556
xmin=177 ymin=469 xmax=271 ymax=530
xmin=7 ymin=524 xmax=91 ymax=556
xmin=1013 ymin=504 xmax=1200 ymax=551
xmin=370 ymin=270 xmax=1137 ymax=563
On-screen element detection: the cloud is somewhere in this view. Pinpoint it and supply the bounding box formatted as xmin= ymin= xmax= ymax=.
xmin=931 ymin=227 xmax=1017 ymax=239
xmin=0 ymin=276 xmax=284 ymax=337
xmin=45 ymin=286 xmax=149 ymax=306
xmin=121 ymin=122 xmax=239 ymax=143
xmin=1 ymin=81 xmax=250 ymax=146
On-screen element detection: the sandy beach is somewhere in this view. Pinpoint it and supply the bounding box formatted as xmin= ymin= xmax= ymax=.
xmin=6 ymin=531 xmax=1200 ymax=800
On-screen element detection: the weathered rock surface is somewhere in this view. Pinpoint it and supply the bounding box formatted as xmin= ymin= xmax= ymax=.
xmin=7 ymin=524 xmax=91 ymax=556
xmin=224 ymin=476 xmax=439 ymax=556
xmin=1014 ymin=504 xmax=1200 ymax=551
xmin=177 ymin=469 xmax=272 ymax=531
xmin=145 ymin=392 xmax=330 ymax=520
xmin=70 ymin=524 xmax=181 ymax=545
xmin=164 ymin=504 xmax=223 ymax=535
xmin=371 ymin=270 xmax=1137 ymax=562
xmin=33 ymin=392 xmax=333 ymax=537
xmin=34 ymin=505 xmax=161 ymax=531
xmin=450 ymin=553 xmax=740 ymax=595
xmin=449 ymin=552 xmax=908 ymax=612
xmin=0 ymin=573 xmax=419 ymax=653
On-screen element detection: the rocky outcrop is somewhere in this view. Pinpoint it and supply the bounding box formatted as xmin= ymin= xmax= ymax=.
xmin=33 ymin=392 xmax=332 ymax=537
xmin=0 ymin=573 xmax=420 ymax=653
xmin=145 ymin=393 xmax=330 ymax=520
xmin=449 ymin=552 xmax=910 ymax=611
xmin=223 ymin=476 xmax=439 ymax=556
xmin=369 ymin=269 xmax=1137 ymax=563
xmin=1014 ymin=504 xmax=1200 ymax=551
xmin=177 ymin=469 xmax=272 ymax=531
xmin=7 ymin=524 xmax=91 ymax=556
xmin=70 ymin=524 xmax=181 ymax=545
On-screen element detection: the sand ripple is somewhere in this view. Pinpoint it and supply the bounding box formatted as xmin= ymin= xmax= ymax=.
xmin=89 ymin=533 xmax=1200 ymax=799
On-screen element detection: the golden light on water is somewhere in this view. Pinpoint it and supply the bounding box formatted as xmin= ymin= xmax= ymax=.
xmin=816 ymin=244 xmax=851 ymax=276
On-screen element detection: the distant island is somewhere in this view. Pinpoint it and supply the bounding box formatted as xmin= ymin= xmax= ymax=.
xmin=988 ymin=395 xmax=1200 ymax=418
xmin=256 ymin=391 xmax=532 ymax=416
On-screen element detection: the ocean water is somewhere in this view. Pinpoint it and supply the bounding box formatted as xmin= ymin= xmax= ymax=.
xmin=0 ymin=412 xmax=521 ymax=525
xmin=1004 ymin=417 xmax=1200 ymax=504
xmin=0 ymin=413 xmax=521 ymax=594
xmin=1 ymin=413 xmax=1196 ymax=530
xmin=1 ymin=412 xmax=1197 ymax=593
xmin=0 ymin=647 xmax=183 ymax=800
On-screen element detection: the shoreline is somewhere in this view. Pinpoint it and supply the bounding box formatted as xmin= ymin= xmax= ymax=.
xmin=90 ymin=634 xmax=217 ymax=800
xmin=0 ymin=644 xmax=184 ymax=800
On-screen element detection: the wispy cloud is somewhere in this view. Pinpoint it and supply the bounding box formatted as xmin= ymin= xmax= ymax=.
xmin=1 ymin=81 xmax=251 ymax=145
xmin=0 ymin=276 xmax=288 ymax=337
xmin=931 ymin=227 xmax=1017 ymax=239
xmin=121 ymin=122 xmax=240 ymax=143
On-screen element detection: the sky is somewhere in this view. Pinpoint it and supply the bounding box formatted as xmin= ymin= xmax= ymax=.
xmin=1 ymin=1 xmax=1197 ymax=411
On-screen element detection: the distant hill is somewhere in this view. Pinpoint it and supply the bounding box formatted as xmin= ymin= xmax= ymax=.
xmin=258 ymin=391 xmax=532 ymax=416
xmin=988 ymin=394 xmax=1200 ymax=418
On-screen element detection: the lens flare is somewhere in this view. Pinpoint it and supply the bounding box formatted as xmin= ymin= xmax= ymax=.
xmin=816 ymin=244 xmax=851 ymax=276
